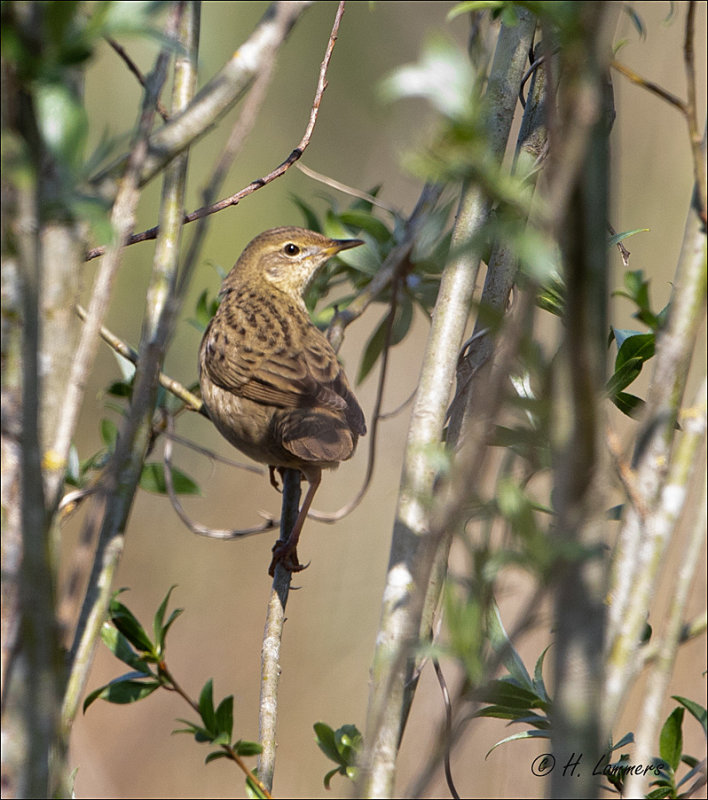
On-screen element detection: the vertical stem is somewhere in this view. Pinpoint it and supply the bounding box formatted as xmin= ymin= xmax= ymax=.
xmin=258 ymin=468 xmax=300 ymax=791
xmin=359 ymin=11 xmax=537 ymax=798
xmin=549 ymin=5 xmax=614 ymax=797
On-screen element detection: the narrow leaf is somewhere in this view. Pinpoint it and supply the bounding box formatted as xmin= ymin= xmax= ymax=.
xmin=659 ymin=707 xmax=684 ymax=771
xmin=139 ymin=462 xmax=200 ymax=495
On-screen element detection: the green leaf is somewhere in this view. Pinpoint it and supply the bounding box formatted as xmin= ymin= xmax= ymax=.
xmin=83 ymin=675 xmax=160 ymax=711
xmin=357 ymin=298 xmax=414 ymax=384
xmin=536 ymin=276 xmax=566 ymax=317
xmin=609 ymin=732 xmax=635 ymax=751
xmin=337 ymin=210 xmax=392 ymax=243
xmin=153 ymin=586 xmax=183 ymax=653
xmin=611 ymin=391 xmax=646 ymax=418
xmin=100 ymin=418 xmax=118 ymax=449
xmin=487 ymin=603 xmax=533 ymax=691
xmin=380 ymin=35 xmax=476 ymax=121
xmin=100 ymin=623 xmax=152 ymax=675
xmin=173 ymin=719 xmax=213 ymax=743
xmin=671 ymin=696 xmax=707 ymax=736
xmin=485 ymin=728 xmax=551 ymax=759
xmin=105 ymin=380 xmax=133 ymax=397
xmin=621 ymin=5 xmax=646 ymax=38
xmin=323 ymin=767 xmax=342 ymax=790
xmin=607 ymin=357 xmax=645 ymax=396
xmin=108 ymin=596 xmax=155 ymax=654
xmin=474 ymin=678 xmax=546 ymax=711
xmin=607 ymin=228 xmax=649 ymax=248
xmin=215 ymin=695 xmax=234 ymax=740
xmin=314 ymin=723 xmax=341 ymax=764
xmin=139 ymin=462 xmax=200 ymax=495
xmin=205 ymin=751 xmax=229 ymax=764
xmin=659 ymin=706 xmax=684 ymax=771
xmin=290 ymin=195 xmax=322 ymax=232
xmin=35 ymin=80 xmax=88 ymax=171
xmin=245 ymin=772 xmax=269 ymax=799
xmin=234 ymin=740 xmax=263 ymax=757
xmin=532 ymin=645 xmax=552 ymax=703
xmin=614 ymin=331 xmax=655 ymax=371
xmin=199 ymin=679 xmax=217 ymax=734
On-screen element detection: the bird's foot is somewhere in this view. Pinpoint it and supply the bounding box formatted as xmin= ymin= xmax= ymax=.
xmin=268 ymin=539 xmax=309 ymax=577
xmin=268 ymin=465 xmax=283 ymax=492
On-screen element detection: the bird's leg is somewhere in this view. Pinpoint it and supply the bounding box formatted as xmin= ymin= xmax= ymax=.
xmin=269 ymin=468 xmax=322 ymax=576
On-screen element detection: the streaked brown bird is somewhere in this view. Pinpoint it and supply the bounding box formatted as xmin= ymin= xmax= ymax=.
xmin=198 ymin=227 xmax=366 ymax=575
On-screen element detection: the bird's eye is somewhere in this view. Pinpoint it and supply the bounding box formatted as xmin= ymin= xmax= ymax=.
xmin=283 ymin=243 xmax=300 ymax=256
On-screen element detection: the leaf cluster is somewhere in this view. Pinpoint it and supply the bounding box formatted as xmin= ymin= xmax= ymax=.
xmin=313 ymin=722 xmax=362 ymax=789
xmin=84 ymin=588 xmax=263 ymax=775
xmin=64 ymin=348 xmax=200 ymax=497
xmin=292 ymin=191 xmax=453 ymax=383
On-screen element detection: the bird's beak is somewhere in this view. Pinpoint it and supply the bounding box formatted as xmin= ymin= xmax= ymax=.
xmin=326 ymin=238 xmax=364 ymax=256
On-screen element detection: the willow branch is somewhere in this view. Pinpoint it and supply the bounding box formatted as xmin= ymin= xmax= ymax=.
xmin=604 ymin=138 xmax=708 ymax=728
xmin=359 ymin=11 xmax=537 ymax=797
xmin=623 ymin=379 xmax=707 ymax=799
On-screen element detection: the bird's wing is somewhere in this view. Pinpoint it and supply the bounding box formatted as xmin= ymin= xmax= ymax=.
xmin=202 ymin=308 xmax=366 ymax=436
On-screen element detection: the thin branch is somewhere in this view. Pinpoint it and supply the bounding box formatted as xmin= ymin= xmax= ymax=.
xmin=310 ymin=270 xmax=401 ymax=523
xmin=86 ymin=0 xmax=342 ymax=262
xmin=90 ymin=1 xmax=313 ymax=195
xmin=258 ymin=468 xmax=300 ymax=793
xmin=604 ymin=158 xmax=708 ymax=728
xmin=106 ymin=36 xmax=170 ymax=122
xmin=607 ymin=222 xmax=631 ymax=268
xmin=295 ymin=162 xmax=398 ymax=213
xmin=610 ymin=59 xmax=688 ymax=114
xmin=682 ymin=1 xmax=707 ymax=224
xmin=164 ymin=430 xmax=263 ymax=474
xmin=74 ymin=303 xmax=203 ymax=413
xmin=164 ymin=414 xmax=277 ymax=539
xmin=607 ymin=426 xmax=649 ymax=518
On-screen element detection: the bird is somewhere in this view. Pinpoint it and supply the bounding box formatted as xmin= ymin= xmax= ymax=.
xmin=198 ymin=226 xmax=367 ymax=576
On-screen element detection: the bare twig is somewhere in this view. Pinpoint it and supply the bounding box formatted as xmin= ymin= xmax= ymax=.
xmin=610 ymin=59 xmax=688 ymax=114
xmin=164 ymin=414 xmax=277 ymax=539
xmin=295 ymin=162 xmax=398 ymax=213
xmin=310 ymin=271 xmax=401 ymax=523
xmin=682 ymin=1 xmax=707 ymax=225
xmin=607 ymin=222 xmax=631 ymax=268
xmin=258 ymin=468 xmax=301 ymax=792
xmin=607 ymin=426 xmax=649 ymax=518
xmin=164 ymin=430 xmax=263 ymax=474
xmin=106 ymin=36 xmax=170 ymax=122
xmin=74 ymin=303 xmax=203 ymax=412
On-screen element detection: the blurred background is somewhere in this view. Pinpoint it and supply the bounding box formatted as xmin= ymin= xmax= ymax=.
xmin=65 ymin=2 xmax=706 ymax=797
